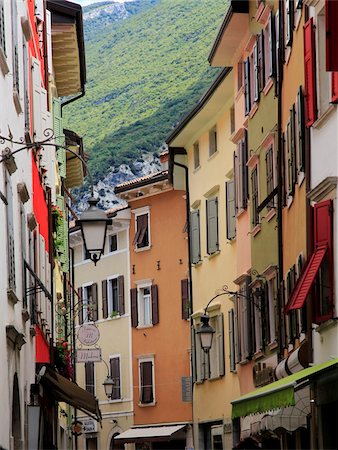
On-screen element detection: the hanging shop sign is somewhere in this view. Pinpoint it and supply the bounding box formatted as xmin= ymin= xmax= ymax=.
xmin=83 ymin=418 xmax=97 ymax=433
xmin=76 ymin=348 xmax=102 ymax=363
xmin=77 ymin=323 xmax=100 ymax=346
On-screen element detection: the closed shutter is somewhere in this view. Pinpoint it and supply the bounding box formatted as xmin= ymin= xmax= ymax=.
xmin=190 ymin=210 xmax=201 ymax=264
xmin=191 ymin=328 xmax=197 ymax=383
xmin=291 ymin=105 xmax=297 ymax=190
xmin=228 ymin=309 xmax=236 ymax=372
xmin=130 ymin=288 xmax=138 ymax=327
xmin=110 ymin=357 xmax=121 ymax=400
xmin=268 ymin=11 xmax=276 ymax=77
xmin=181 ymin=279 xmax=189 ymax=320
xmin=140 ymin=361 xmax=153 ymax=403
xmin=258 ymin=30 xmax=265 ymax=91
xmin=92 ymin=283 xmax=98 ymax=321
xmin=286 ymin=0 xmax=294 ymax=47
xmin=242 ymin=130 xmax=249 ymax=208
xmin=85 ymin=362 xmax=94 ymax=395
xmin=78 ymin=287 xmax=83 ymax=325
xmin=102 ymin=280 xmax=108 ymax=319
xmin=253 ymin=42 xmax=260 ymax=103
xmin=151 ymin=284 xmax=159 ymax=325
xmin=233 ymin=151 xmax=238 ymax=212
xmin=326 ymin=0 xmax=338 ymax=71
xmin=217 ymin=314 xmax=225 ymax=377
xmin=331 ymin=73 xmax=338 ymax=103
xmin=296 ymin=87 xmax=305 ymax=171
xmin=304 ymin=18 xmax=317 ymax=127
xmin=226 ymin=180 xmax=236 ymax=240
xmin=314 ymin=200 xmax=333 ymax=251
xmin=234 ymin=300 xmax=241 ymax=363
xmin=53 ymin=98 xmax=66 ymax=179
xmin=206 ymin=198 xmax=219 ymax=254
xmin=244 ymin=57 xmax=251 ymax=115
xmin=118 ymin=275 xmax=125 ymax=315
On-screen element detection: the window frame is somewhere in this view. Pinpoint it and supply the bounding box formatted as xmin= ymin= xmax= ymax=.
xmin=137 ymin=282 xmax=153 ymax=327
xmin=138 ymin=357 xmax=155 ymax=406
xmin=208 ymin=125 xmax=218 ymax=157
xmin=107 ymin=275 xmax=119 ymax=317
xmin=82 ymin=282 xmax=94 ymax=323
xmin=108 ymin=233 xmax=118 ymax=254
xmin=109 ymin=354 xmax=122 ymax=401
xmin=133 ymin=207 xmax=151 ymax=251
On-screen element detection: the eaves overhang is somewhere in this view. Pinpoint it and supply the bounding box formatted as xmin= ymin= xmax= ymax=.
xmin=208 ymin=0 xmax=249 ymax=67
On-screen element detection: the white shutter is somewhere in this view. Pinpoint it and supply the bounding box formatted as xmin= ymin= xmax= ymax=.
xmin=32 ymin=57 xmax=42 ymax=140
xmin=46 ymin=10 xmax=53 ymax=74
xmin=228 ymin=309 xmax=236 ymax=372
xmin=34 ymin=0 xmax=44 ymax=21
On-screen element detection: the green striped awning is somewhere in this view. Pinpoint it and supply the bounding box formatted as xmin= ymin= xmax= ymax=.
xmin=231 ymin=358 xmax=338 ymax=419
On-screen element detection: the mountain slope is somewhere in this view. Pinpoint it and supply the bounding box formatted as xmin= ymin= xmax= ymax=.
xmin=64 ymin=0 xmax=227 ymax=182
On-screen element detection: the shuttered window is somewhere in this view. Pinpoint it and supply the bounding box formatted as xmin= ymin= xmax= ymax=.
xmin=226 ymin=180 xmax=236 ymax=240
xmin=304 ymin=18 xmax=317 ymax=127
xmin=290 ymin=105 xmax=297 ymax=190
xmin=206 ymin=197 xmax=219 ymax=254
xmin=258 ymin=30 xmax=265 ymax=92
xmin=274 ymin=10 xmax=280 ymax=96
xmin=209 ymin=126 xmax=217 ymax=156
xmin=325 ymin=0 xmax=338 ymax=71
xmin=139 ymin=360 xmax=154 ymax=404
xmin=85 ymin=362 xmax=95 ymax=395
xmin=92 ymin=283 xmax=98 ymax=321
xmin=181 ymin=279 xmax=190 ymax=320
xmin=236 ymin=131 xmax=248 ymax=210
xmin=286 ymin=0 xmax=294 ymax=47
xmin=110 ymin=357 xmax=121 ymax=400
xmin=286 ymin=120 xmax=293 ymax=197
xmin=133 ymin=213 xmax=149 ymax=248
xmin=265 ymin=146 xmax=274 ymax=209
xmin=108 ymin=278 xmax=119 ymax=316
xmin=78 ymin=288 xmax=83 ymax=325
xmin=0 ymin=3 xmax=5 ymax=55
xmin=82 ymin=284 xmax=97 ymax=323
xmin=268 ymin=11 xmax=276 ymax=79
xmin=251 ymin=167 xmax=259 ymax=226
xmin=296 ymin=87 xmax=305 ymax=172
xmin=253 ymin=42 xmax=260 ymax=103
xmin=332 ymin=72 xmax=338 ymax=103
xmin=244 ymin=57 xmax=251 ymax=115
xmin=228 ymin=309 xmax=236 ymax=372
xmin=190 ymin=210 xmax=201 ymax=264
xmin=5 ymin=173 xmax=16 ymax=291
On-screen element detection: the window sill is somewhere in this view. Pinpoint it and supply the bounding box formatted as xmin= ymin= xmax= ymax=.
xmin=134 ymin=245 xmax=151 ymax=253
xmin=238 ymin=359 xmax=250 ymax=366
xmin=268 ymin=341 xmax=278 ymax=351
xmin=253 ymin=350 xmax=264 ymax=360
xmin=207 ymin=375 xmax=223 ymax=382
xmin=207 ymin=150 xmax=219 ymax=162
xmin=8 ymin=289 xmax=19 ymax=306
xmin=192 ymin=260 xmax=202 ymax=267
xmin=138 ymin=401 xmax=156 ymax=407
xmin=249 ymin=103 xmax=258 ymax=119
xmin=136 ymin=324 xmax=154 ymax=330
xmin=314 ymin=317 xmax=338 ymax=334
xmin=236 ymin=207 xmax=247 ymax=219
xmin=251 ymin=224 xmax=261 ymax=237
xmin=265 ymin=208 xmax=276 ymax=222
xmin=0 ymin=47 xmax=9 ymax=76
xmin=193 ymin=165 xmax=201 ymax=174
xmin=263 ymin=78 xmax=274 ymax=96
xmin=312 ymin=105 xmax=335 ymax=129
xmin=205 ymin=250 xmax=220 ymax=260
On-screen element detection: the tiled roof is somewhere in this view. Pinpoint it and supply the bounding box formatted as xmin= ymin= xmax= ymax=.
xmin=114 ymin=170 xmax=168 ymax=193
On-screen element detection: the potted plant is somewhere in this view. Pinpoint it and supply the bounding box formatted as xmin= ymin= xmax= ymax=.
xmin=110 ymin=310 xmax=119 ymax=319
xmin=54 ymin=339 xmax=74 ymax=380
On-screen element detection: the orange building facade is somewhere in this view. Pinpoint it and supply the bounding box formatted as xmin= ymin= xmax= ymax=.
xmin=114 ymin=158 xmax=193 ymax=448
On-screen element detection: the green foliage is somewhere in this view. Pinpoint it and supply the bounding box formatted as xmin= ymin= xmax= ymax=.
xmin=64 ymin=0 xmax=227 ymax=181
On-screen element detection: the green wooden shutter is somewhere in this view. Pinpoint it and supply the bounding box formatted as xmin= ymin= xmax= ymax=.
xmin=190 ymin=210 xmax=200 ymax=264
xmin=56 ymin=194 xmax=69 ymax=273
xmin=53 ymin=98 xmax=66 ymax=179
xmin=207 ymin=198 xmax=219 ymax=254
xmin=226 ymin=180 xmax=236 ymax=240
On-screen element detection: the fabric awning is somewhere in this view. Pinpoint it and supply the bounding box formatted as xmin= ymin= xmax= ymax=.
xmin=114 ymin=425 xmax=186 ymax=443
xmin=41 ymin=366 xmax=101 ymax=422
xmin=285 ymin=245 xmax=327 ymax=313
xmin=232 ymin=358 xmax=338 ymax=419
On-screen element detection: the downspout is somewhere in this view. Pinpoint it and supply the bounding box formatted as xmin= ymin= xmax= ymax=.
xmin=61 ymin=89 xmax=85 ymax=110
xmin=277 ymin=0 xmax=285 ymax=362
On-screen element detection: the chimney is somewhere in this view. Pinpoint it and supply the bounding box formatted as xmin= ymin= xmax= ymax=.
xmin=159 ymin=151 xmax=169 ymax=171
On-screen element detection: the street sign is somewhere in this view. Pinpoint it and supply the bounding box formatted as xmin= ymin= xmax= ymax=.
xmin=76 ymin=348 xmax=101 ymax=363
xmin=78 ymin=323 xmax=100 ymax=346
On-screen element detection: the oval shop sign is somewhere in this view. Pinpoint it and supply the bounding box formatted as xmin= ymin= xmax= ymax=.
xmin=78 ymin=324 xmax=100 ymax=346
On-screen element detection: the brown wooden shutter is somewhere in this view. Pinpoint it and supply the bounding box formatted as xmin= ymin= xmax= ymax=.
xmin=118 ymin=275 xmax=125 ymax=315
xmin=268 ymin=11 xmax=276 ymax=78
xmin=102 ymin=280 xmax=108 ymax=319
xmin=244 ymin=57 xmax=251 ymax=115
xmin=110 ymin=357 xmax=121 ymax=400
xmin=92 ymin=283 xmax=98 ymax=321
xmin=140 ymin=361 xmax=153 ymax=403
xmin=258 ymin=29 xmax=265 ymax=92
xmin=130 ymin=288 xmax=138 ymax=327
xmin=332 ymin=72 xmax=338 ymax=103
xmin=78 ymin=287 xmax=83 ymax=325
xmin=85 ymin=362 xmax=94 ymax=395
xmin=253 ymin=41 xmax=260 ymax=103
xmin=181 ymin=279 xmax=189 ymax=320
xmin=151 ymin=284 xmax=159 ymax=325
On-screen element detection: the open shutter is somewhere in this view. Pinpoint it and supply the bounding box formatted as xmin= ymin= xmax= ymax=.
xmin=130 ymin=288 xmax=138 ymax=327
xmin=228 ymin=309 xmax=236 ymax=372
xmin=304 ymin=18 xmax=317 ymax=127
xmin=226 ymin=180 xmax=236 ymax=240
xmin=291 ymin=105 xmax=297 ymax=190
xmin=118 ymin=275 xmax=125 ymax=315
xmin=110 ymin=357 xmax=121 ymax=400
xmin=78 ymin=287 xmax=83 ymax=325
xmin=268 ymin=11 xmax=276 ymax=77
xmin=234 ymin=300 xmax=241 ymax=363
xmin=181 ymin=279 xmax=189 ymax=320
xmin=286 ymin=0 xmax=294 ymax=47
xmin=326 ymin=0 xmax=338 ymax=71
xmin=274 ymin=10 xmax=280 ymax=96
xmin=314 ymin=200 xmax=333 ymax=251
xmin=253 ymin=42 xmax=260 ymax=103
xmin=92 ymin=283 xmax=98 ymax=321
xmin=258 ymin=30 xmax=265 ymax=91
xmin=286 ymin=121 xmax=293 ymax=196
xmin=242 ymin=131 xmax=249 ymax=207
xmin=206 ymin=198 xmax=219 ymax=254
xmin=244 ymin=58 xmax=251 ymax=115
xmin=296 ymin=87 xmax=305 ymax=171
xmin=190 ymin=210 xmax=201 ymax=264
xmin=151 ymin=284 xmax=159 ymax=325
xmin=102 ymin=280 xmax=108 ymax=319
xmin=217 ymin=314 xmax=225 ymax=377
xmin=233 ymin=151 xmax=238 ymax=212
xmin=331 ymin=73 xmax=338 ymax=103
xmin=140 ymin=361 xmax=153 ymax=403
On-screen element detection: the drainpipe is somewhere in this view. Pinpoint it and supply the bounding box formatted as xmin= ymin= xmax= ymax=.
xmin=277 ymin=0 xmax=285 ymax=362
xmin=61 ymin=89 xmax=85 ymax=110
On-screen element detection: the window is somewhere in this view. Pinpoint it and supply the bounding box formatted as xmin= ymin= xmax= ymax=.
xmin=251 ymin=167 xmax=259 ymax=227
xmin=83 ymin=244 xmax=90 ymax=261
xmin=257 ymin=30 xmax=265 ymax=93
xmin=131 ymin=284 xmax=159 ymax=327
xmin=109 ymin=234 xmax=118 ymax=253
xmin=79 ymin=283 xmax=98 ymax=324
xmin=237 ymin=60 xmax=243 ymax=91
xmin=209 ymin=126 xmax=217 ymax=157
xmin=286 ymin=0 xmax=294 ymax=47
xmin=230 ymin=105 xmax=235 ymax=135
xmin=102 ymin=276 xmax=125 ymax=318
xmin=226 ymin=180 xmax=236 ymax=240
xmin=86 ymin=438 xmax=97 ymax=450
xmin=253 ymin=44 xmax=259 ymax=103
xmin=228 ymin=309 xmax=236 ymax=372
xmin=286 ymin=266 xmax=299 ymax=343
xmin=234 ymin=131 xmax=249 ymax=211
xmin=304 ymin=18 xmax=317 ymax=126
xmin=139 ymin=359 xmax=154 ymax=404
xmin=133 ymin=213 xmax=149 ymax=249
xmin=193 ymin=141 xmax=200 ymax=169
xmin=190 ymin=210 xmax=201 ymax=264
xmin=244 ymin=57 xmax=251 ymax=115
xmin=6 ymin=173 xmax=15 ymax=292
xmin=265 ymin=145 xmax=274 ymax=208
xmin=85 ymin=362 xmax=95 ymax=395
xmin=206 ymin=197 xmax=219 ymax=254
xmin=110 ymin=357 xmax=121 ymax=400
xmin=285 ymin=113 xmax=296 ymax=199
xmin=266 ymin=12 xmax=276 ymax=82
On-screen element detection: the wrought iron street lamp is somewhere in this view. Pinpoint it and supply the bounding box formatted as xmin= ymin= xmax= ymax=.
xmin=102 ymin=375 xmax=114 ymax=399
xmin=196 ymin=314 xmax=215 ymax=353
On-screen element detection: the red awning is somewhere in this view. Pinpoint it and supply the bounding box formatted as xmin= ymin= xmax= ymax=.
xmin=285 ymin=245 xmax=327 ymax=313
